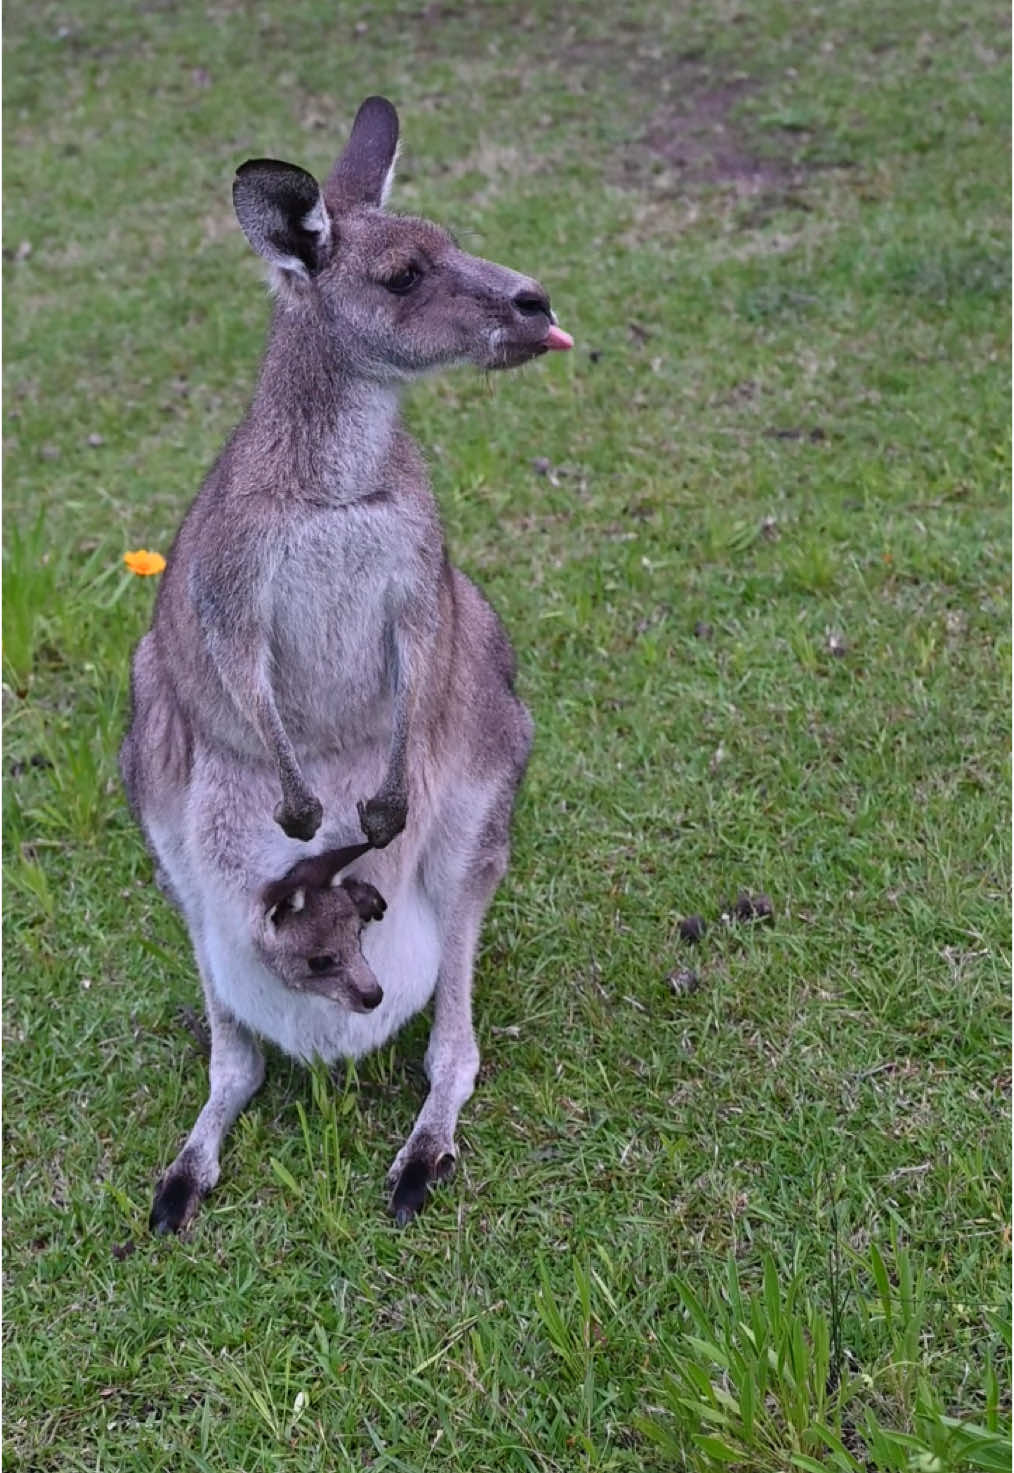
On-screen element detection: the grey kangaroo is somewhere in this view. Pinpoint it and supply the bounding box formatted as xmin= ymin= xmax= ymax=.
xmin=120 ymin=96 xmax=572 ymax=1231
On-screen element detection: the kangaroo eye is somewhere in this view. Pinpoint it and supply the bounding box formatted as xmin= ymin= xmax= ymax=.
xmin=384 ymin=265 xmax=421 ymax=294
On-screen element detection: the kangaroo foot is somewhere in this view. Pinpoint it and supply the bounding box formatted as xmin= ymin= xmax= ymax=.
xmin=387 ymin=1133 xmax=457 ymax=1226
xmin=149 ymin=1150 xmax=216 ymax=1236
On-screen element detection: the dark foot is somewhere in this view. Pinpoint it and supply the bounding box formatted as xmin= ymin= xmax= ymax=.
xmin=274 ymin=794 xmax=323 ymax=842
xmin=357 ymin=793 xmax=407 ymax=849
xmin=149 ymin=1161 xmax=206 ymax=1236
xmin=388 ymin=1143 xmax=456 ymax=1226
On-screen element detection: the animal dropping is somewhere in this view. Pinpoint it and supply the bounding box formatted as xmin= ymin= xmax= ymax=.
xmin=728 ymin=891 xmax=775 ymax=924
xmin=667 ymin=967 xmax=700 ymax=996
xmin=678 ymin=914 xmax=706 ymax=944
xmin=120 ymin=96 xmax=571 ymax=1235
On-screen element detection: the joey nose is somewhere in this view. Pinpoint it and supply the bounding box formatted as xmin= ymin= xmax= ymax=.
xmin=513 ymin=287 xmax=551 ymax=319
xmin=358 ymin=983 xmax=383 ymax=1011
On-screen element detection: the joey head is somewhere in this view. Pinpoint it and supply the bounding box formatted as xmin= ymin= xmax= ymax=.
xmin=257 ymin=843 xmax=387 ymax=1009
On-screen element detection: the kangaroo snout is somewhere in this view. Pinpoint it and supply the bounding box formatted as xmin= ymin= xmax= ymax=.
xmin=512 ymin=286 xmax=551 ymax=319
xmin=468 ymin=265 xmax=572 ymax=370
xmin=510 ymin=286 xmax=573 ymax=352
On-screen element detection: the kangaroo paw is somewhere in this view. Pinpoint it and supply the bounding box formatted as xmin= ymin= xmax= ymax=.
xmin=274 ymin=794 xmax=323 ymax=841
xmin=357 ymin=793 xmax=407 ymax=849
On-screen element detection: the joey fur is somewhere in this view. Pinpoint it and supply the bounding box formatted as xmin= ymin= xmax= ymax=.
xmin=119 ymin=96 xmax=571 ymax=1234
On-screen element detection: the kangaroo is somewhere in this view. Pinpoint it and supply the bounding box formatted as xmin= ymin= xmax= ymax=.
xmin=119 ymin=95 xmax=572 ymax=1232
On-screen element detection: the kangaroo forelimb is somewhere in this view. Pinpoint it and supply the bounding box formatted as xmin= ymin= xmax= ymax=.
xmin=357 ymin=616 xmax=419 ymax=847
xmin=263 ymin=696 xmax=324 ymax=840
xmin=199 ymin=578 xmax=324 ymax=842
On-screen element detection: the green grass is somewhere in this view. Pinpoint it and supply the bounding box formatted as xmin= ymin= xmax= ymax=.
xmin=3 ymin=1 xmax=1010 ymax=1468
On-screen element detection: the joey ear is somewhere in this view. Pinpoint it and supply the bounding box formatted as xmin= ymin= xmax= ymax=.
xmin=233 ymin=159 xmax=332 ymax=277
xmin=264 ymin=885 xmax=305 ymax=926
xmin=262 ymin=862 xmax=311 ymax=919
xmin=263 ymin=841 xmax=373 ymax=920
xmin=325 ymin=96 xmax=399 ymax=212
xmin=340 ymin=877 xmax=388 ymax=923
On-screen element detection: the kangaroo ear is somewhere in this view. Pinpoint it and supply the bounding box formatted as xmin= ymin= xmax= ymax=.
xmin=340 ymin=877 xmax=388 ymax=923
xmin=325 ymin=96 xmax=399 ymax=212
xmin=233 ymin=159 xmax=332 ymax=278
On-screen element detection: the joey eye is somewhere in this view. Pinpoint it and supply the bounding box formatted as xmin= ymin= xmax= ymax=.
xmin=383 ymin=265 xmax=421 ymax=294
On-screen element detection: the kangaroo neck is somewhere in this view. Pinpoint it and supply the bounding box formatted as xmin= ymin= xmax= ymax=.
xmin=248 ymin=304 xmax=401 ymax=503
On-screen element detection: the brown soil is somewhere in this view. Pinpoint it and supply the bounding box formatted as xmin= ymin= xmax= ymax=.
xmin=641 ymin=78 xmax=800 ymax=190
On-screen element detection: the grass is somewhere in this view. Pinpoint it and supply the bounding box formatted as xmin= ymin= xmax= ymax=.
xmin=3 ymin=0 xmax=1010 ymax=1468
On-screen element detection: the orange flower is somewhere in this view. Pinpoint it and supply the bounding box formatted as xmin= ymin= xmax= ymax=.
xmin=124 ymin=549 xmax=166 ymax=576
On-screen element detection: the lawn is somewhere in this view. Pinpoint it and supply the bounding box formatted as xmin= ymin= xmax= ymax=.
xmin=3 ymin=1 xmax=1011 ymax=1468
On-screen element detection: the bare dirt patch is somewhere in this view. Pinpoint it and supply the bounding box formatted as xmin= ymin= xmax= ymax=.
xmin=392 ymin=5 xmax=817 ymax=199
xmin=641 ymin=78 xmax=800 ymax=192
xmin=599 ymin=58 xmax=828 ymax=207
xmin=549 ymin=22 xmax=826 ymax=209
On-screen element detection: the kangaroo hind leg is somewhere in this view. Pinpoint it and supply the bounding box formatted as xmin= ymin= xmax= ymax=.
xmin=387 ymin=836 xmax=508 ymax=1225
xmin=150 ymin=962 xmax=265 ymax=1235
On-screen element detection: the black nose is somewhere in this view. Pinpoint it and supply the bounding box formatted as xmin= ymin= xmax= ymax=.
xmin=513 ymin=288 xmax=551 ymax=318
xmin=308 ymin=954 xmax=335 ymax=974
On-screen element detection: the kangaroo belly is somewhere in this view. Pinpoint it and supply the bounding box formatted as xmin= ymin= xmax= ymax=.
xmin=204 ymin=876 xmax=441 ymax=1063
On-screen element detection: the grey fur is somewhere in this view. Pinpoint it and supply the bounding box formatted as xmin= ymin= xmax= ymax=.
xmin=121 ymin=95 xmax=565 ymax=1230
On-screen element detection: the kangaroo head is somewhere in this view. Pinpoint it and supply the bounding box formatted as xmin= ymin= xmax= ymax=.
xmin=232 ymin=96 xmax=572 ymax=380
xmin=257 ymin=843 xmax=387 ymax=1010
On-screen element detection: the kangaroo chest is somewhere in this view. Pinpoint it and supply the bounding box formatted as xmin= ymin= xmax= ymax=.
xmin=267 ymin=501 xmax=407 ymax=747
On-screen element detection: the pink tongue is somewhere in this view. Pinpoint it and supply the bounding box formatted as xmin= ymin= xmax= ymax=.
xmin=543 ymin=324 xmax=573 ymax=351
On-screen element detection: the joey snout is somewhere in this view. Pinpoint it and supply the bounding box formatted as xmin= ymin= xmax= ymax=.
xmin=299 ymin=949 xmax=384 ymax=1010
xmin=315 ymin=958 xmax=384 ymax=1011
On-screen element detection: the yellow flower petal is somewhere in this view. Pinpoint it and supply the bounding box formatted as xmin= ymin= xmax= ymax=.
xmin=124 ymin=549 xmax=166 ymax=576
